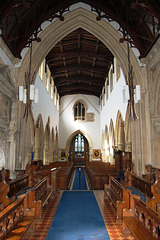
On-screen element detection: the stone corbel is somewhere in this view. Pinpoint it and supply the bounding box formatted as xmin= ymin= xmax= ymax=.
xmin=152 ymin=116 xmax=160 ymax=134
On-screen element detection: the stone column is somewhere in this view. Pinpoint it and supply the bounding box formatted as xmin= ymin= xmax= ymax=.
xmin=118 ymin=121 xmax=125 ymax=151
xmin=8 ymin=132 xmax=16 ymax=179
xmin=131 ymin=61 xmax=152 ymax=176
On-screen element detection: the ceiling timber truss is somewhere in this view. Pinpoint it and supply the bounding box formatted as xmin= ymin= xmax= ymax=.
xmin=0 ymin=0 xmax=159 ymax=98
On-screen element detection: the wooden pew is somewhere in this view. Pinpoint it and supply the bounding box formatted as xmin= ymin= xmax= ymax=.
xmin=0 ymin=167 xmax=30 ymax=210
xmin=86 ymin=161 xmax=116 ymax=189
xmin=37 ymin=167 xmax=60 ymax=194
xmin=0 ymin=165 xmax=59 ymax=239
xmin=124 ymin=166 xmax=153 ymax=200
xmin=25 ymin=163 xmax=60 ymax=218
xmin=0 ymin=168 xmax=10 ymax=182
xmin=122 ymin=194 xmax=160 ymax=240
xmin=0 ymin=194 xmax=35 ymax=240
xmin=7 ymin=174 xmax=29 ymax=198
xmin=53 ymin=162 xmax=73 ymax=190
xmin=39 ymin=161 xmax=73 ymax=189
xmin=58 ymin=166 xmax=73 ymax=189
xmin=0 ymin=168 xmax=14 ymax=210
xmin=104 ymin=176 xmax=131 ymax=222
xmin=26 ymin=176 xmax=53 ymax=219
xmin=146 ymin=169 xmax=160 ymax=212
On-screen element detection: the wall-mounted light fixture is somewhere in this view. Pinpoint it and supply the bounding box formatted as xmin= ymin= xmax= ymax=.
xmin=123 ymin=83 xmax=141 ymax=105
xmin=19 ymin=84 xmax=39 ymax=104
xmin=18 ymin=45 xmax=39 ymax=119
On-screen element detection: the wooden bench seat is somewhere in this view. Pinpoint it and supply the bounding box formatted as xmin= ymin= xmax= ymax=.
xmin=0 ymin=166 xmax=60 ymax=239
xmin=39 ymin=161 xmax=73 ymax=190
xmin=104 ymin=188 xmax=120 ymax=208
xmin=122 ymin=194 xmax=160 ymax=240
xmin=86 ymin=161 xmax=116 ymax=189
xmin=34 ymin=178 xmax=54 ymax=207
xmin=124 ymin=167 xmax=153 ymax=200
xmin=0 ymin=194 xmax=35 ymax=240
xmin=51 ymin=162 xmax=73 ymax=189
xmin=123 ymin=216 xmax=154 ymax=240
xmin=104 ymin=176 xmax=131 ymax=222
xmin=8 ymin=174 xmax=29 ymax=198
xmin=146 ymin=169 xmax=160 ymax=213
xmin=37 ymin=188 xmax=53 ymax=206
xmin=4 ymin=216 xmax=34 ymax=240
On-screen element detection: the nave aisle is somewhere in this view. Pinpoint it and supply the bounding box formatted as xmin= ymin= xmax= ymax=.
xmin=22 ymin=168 xmax=135 ymax=240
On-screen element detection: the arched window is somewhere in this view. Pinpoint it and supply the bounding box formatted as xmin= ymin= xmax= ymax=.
xmin=70 ymin=133 xmax=89 ymax=157
xmin=74 ymin=133 xmax=85 ymax=153
xmin=74 ymin=100 xmax=86 ymax=121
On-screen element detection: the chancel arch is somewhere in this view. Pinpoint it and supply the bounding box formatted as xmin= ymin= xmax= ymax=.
xmin=66 ymin=130 xmax=93 ymax=162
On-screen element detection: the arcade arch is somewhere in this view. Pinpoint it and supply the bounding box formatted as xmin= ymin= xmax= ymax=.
xmin=15 ymin=7 xmax=149 ymax=172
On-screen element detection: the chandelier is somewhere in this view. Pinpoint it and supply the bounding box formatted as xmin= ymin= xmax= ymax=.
xmin=18 ymin=3 xmax=39 ymax=119
xmin=121 ymin=2 xmax=141 ymax=121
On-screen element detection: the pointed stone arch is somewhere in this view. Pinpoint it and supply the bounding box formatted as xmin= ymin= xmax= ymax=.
xmin=66 ymin=129 xmax=93 ymax=161
xmin=55 ymin=126 xmax=58 ymax=161
xmin=28 ymin=114 xmax=35 ymax=162
xmin=101 ymin=129 xmax=105 ymax=162
xmin=124 ymin=105 xmax=132 ymax=152
xmin=109 ymin=119 xmax=115 ymax=164
xmin=103 ymin=125 xmax=109 ymax=162
xmin=34 ymin=114 xmax=44 ymax=161
xmin=17 ymin=8 xmax=142 ymax=88
xmin=115 ymin=111 xmax=125 ymax=151
xmin=43 ymin=117 xmax=50 ymax=165
xmin=51 ymin=127 xmax=54 ymax=162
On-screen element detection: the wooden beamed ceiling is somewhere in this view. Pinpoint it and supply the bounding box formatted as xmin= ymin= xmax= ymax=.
xmin=0 ymin=0 xmax=159 ymax=98
xmin=46 ymin=28 xmax=113 ymax=97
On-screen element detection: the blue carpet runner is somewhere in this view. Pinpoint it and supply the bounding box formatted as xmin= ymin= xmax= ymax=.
xmin=46 ymin=191 xmax=110 ymax=240
xmin=72 ymin=167 xmax=87 ymax=190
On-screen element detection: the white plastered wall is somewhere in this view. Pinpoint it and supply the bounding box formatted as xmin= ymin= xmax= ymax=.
xmin=59 ymin=94 xmax=100 ymax=149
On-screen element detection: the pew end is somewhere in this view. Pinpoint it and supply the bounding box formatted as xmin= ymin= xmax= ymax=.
xmin=146 ymin=169 xmax=160 ymax=213
xmin=122 ymin=194 xmax=160 ymax=240
xmin=104 ymin=176 xmax=131 ymax=223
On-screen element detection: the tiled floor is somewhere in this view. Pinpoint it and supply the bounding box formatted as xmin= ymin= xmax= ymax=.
xmin=22 ymin=191 xmax=63 ymax=240
xmin=94 ymin=191 xmax=135 ymax=240
xmin=22 ymin=169 xmax=135 ymax=240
